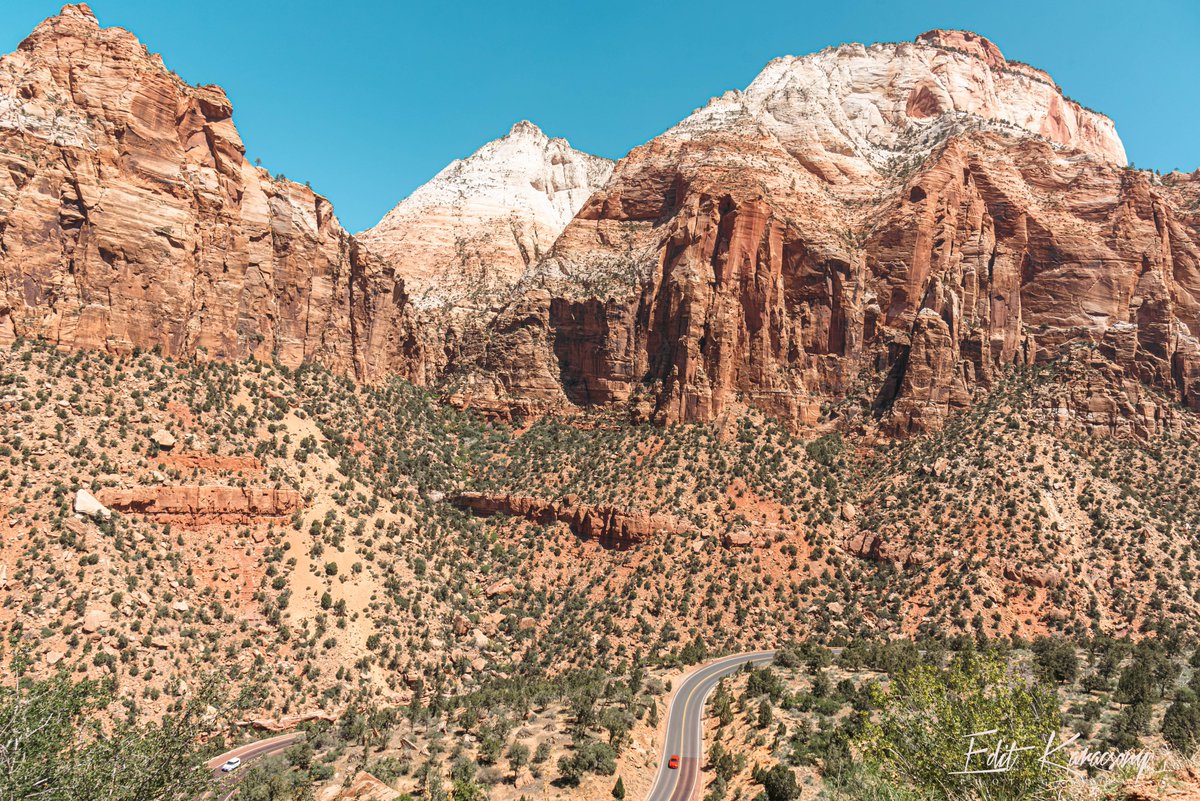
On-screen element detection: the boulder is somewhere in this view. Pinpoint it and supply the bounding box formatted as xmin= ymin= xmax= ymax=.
xmin=73 ymin=489 xmax=110 ymax=520
xmin=722 ymin=530 xmax=753 ymax=548
xmin=62 ymin=516 xmax=90 ymax=540
xmin=485 ymin=577 xmax=516 ymax=598
xmin=150 ymin=429 xmax=177 ymax=449
xmin=81 ymin=609 xmax=109 ymax=633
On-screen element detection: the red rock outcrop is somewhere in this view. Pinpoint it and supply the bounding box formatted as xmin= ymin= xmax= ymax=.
xmin=847 ymin=531 xmax=924 ymax=569
xmin=236 ymin=709 xmax=340 ymax=732
xmin=449 ymin=491 xmax=693 ymax=549
xmin=915 ymin=30 xmax=1007 ymax=71
xmin=0 ymin=5 xmax=423 ymax=381
xmin=158 ymin=452 xmax=263 ymax=473
xmin=96 ymin=486 xmax=302 ymax=522
xmin=328 ymin=771 xmax=400 ymax=801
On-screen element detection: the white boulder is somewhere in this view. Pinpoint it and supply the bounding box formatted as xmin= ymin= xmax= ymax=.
xmin=73 ymin=489 xmax=110 ymax=520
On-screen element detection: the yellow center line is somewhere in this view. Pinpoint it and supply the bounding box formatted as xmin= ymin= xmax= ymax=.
xmin=674 ymin=657 xmax=733 ymax=757
xmin=649 ymin=654 xmax=771 ymax=801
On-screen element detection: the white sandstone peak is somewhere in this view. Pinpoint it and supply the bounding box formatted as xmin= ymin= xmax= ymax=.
xmin=507 ymin=119 xmax=548 ymax=139
xmin=667 ymin=31 xmax=1126 ymax=184
xmin=360 ymin=121 xmax=613 ymax=306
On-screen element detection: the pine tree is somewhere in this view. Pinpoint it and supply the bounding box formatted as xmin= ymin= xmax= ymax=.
xmin=1163 ymin=700 xmax=1200 ymax=756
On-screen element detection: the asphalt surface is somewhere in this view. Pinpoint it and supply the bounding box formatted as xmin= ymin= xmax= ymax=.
xmin=644 ymin=651 xmax=776 ymax=801
xmin=206 ymin=732 xmax=306 ymax=801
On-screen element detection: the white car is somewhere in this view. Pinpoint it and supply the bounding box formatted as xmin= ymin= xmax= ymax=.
xmin=220 ymin=756 xmax=242 ymax=773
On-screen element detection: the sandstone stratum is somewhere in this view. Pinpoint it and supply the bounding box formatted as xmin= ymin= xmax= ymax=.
xmin=449 ymin=491 xmax=694 ymax=549
xmin=359 ymin=120 xmax=612 ymax=308
xmin=1 ymin=4 xmax=1199 ymax=442
xmin=95 ymin=485 xmax=303 ymax=523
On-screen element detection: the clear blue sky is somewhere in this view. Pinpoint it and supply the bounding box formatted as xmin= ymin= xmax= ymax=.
xmin=2 ymin=1 xmax=1196 ymax=232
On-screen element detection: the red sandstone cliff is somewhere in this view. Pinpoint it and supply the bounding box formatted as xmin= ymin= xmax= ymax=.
xmin=0 ymin=5 xmax=422 ymax=382
xmin=455 ymin=31 xmax=1200 ymax=434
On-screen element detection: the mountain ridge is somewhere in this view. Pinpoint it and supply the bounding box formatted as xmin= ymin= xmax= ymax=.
xmin=443 ymin=26 xmax=1195 ymax=436
xmin=1 ymin=5 xmax=1197 ymax=446
xmin=0 ymin=3 xmax=423 ymax=384
xmin=358 ymin=119 xmax=612 ymax=309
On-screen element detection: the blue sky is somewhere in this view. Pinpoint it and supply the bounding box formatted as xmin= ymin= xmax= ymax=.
xmin=1 ymin=1 xmax=1196 ymax=232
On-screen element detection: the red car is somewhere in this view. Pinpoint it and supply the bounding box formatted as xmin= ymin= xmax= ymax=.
xmin=668 ymin=755 xmax=680 ymax=770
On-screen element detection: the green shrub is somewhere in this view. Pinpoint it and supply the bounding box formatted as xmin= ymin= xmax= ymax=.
xmin=859 ymin=650 xmax=1061 ymax=801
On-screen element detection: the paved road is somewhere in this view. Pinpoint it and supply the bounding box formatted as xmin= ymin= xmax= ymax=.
xmin=206 ymin=732 xmax=306 ymax=801
xmin=644 ymin=651 xmax=776 ymax=801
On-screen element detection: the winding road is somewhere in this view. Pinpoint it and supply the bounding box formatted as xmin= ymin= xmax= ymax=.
xmin=644 ymin=650 xmax=776 ymax=801
xmin=205 ymin=732 xmax=306 ymax=801
xmin=200 ymin=651 xmax=774 ymax=801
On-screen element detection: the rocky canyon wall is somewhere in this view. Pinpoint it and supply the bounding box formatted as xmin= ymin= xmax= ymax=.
xmin=456 ymin=31 xmax=1200 ymax=434
xmin=4 ymin=8 xmax=1199 ymax=439
xmin=0 ymin=5 xmax=423 ymax=382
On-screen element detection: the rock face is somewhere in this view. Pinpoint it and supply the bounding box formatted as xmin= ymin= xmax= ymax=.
xmin=359 ymin=121 xmax=612 ymax=308
xmin=458 ymin=30 xmax=1200 ymax=434
xmin=1002 ymin=563 xmax=1063 ymax=589
xmin=2 ymin=9 xmax=1199 ymax=440
xmin=0 ymin=5 xmax=422 ymax=382
xmin=235 ymin=710 xmax=340 ymax=732
xmin=449 ymin=491 xmax=693 ymax=549
xmin=95 ymin=486 xmax=302 ymax=521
